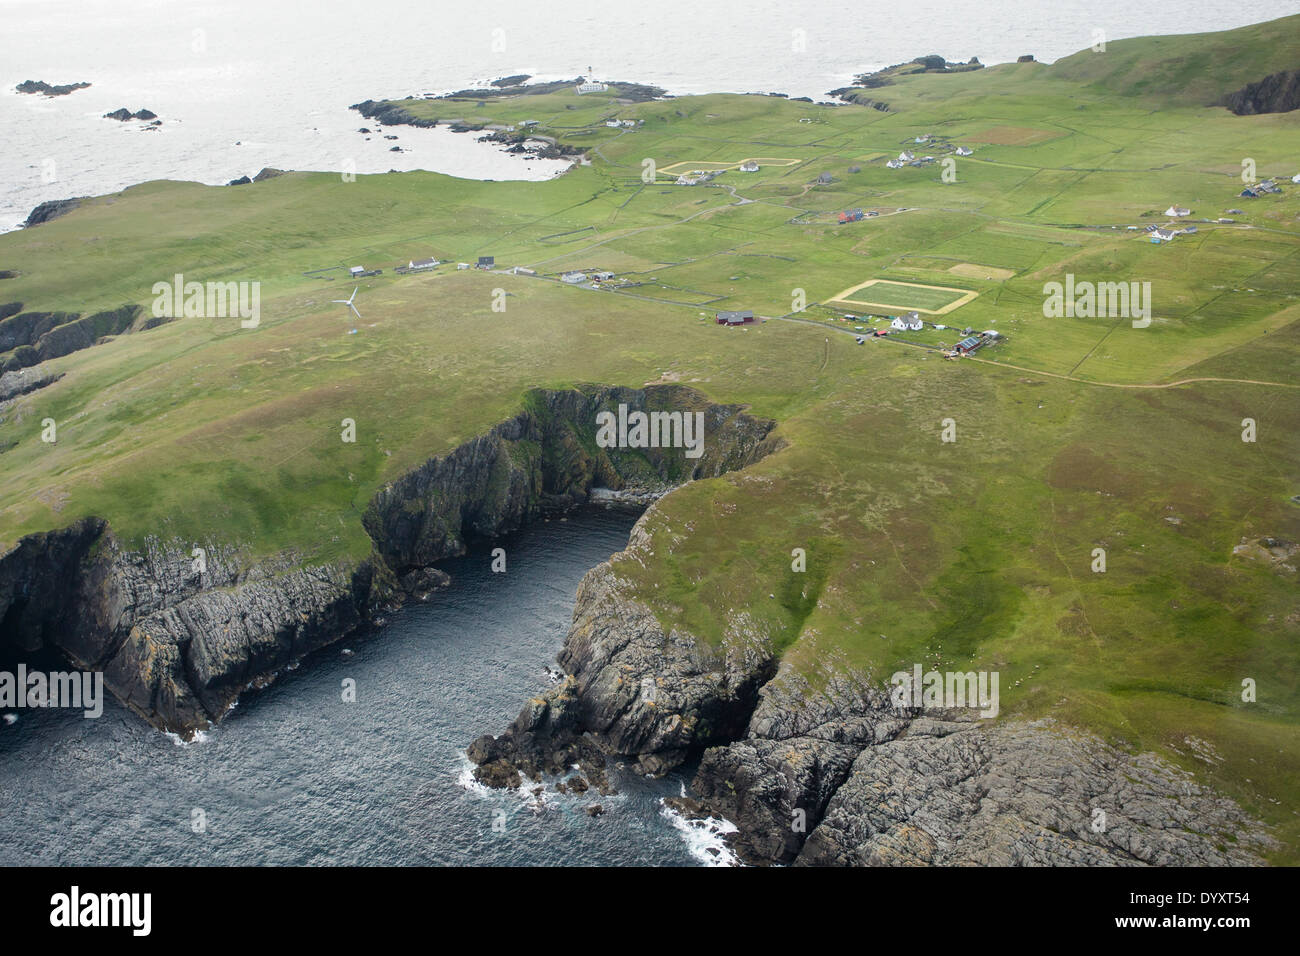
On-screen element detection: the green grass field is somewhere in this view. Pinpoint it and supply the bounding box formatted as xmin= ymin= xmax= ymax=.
xmin=2 ymin=15 xmax=1299 ymax=859
xmin=833 ymin=278 xmax=975 ymax=312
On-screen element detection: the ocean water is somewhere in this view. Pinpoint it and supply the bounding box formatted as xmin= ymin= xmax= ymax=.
xmin=0 ymin=508 xmax=735 ymax=866
xmin=0 ymin=0 xmax=1287 ymax=231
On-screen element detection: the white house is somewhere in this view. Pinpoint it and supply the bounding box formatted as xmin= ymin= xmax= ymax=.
xmin=739 ymin=160 xmax=760 ymax=172
xmin=408 ymin=258 xmax=439 ymax=272
xmin=899 ymin=150 xmax=915 ymax=162
xmin=605 ymin=120 xmax=621 ymax=128
xmin=955 ymin=146 xmax=973 ymax=156
xmin=885 ymin=159 xmax=904 ymax=169
xmin=576 ymin=82 xmax=607 ymax=94
xmin=890 ymin=316 xmax=907 ymax=330
xmin=1165 ymin=205 xmax=1192 ymax=217
xmin=1292 ymin=173 xmax=1300 ymax=183
xmin=905 ymin=311 xmax=923 ymax=331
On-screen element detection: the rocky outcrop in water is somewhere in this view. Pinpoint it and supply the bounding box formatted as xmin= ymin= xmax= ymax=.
xmin=1222 ymin=70 xmax=1300 ymax=115
xmin=103 ymin=108 xmax=157 ymax=122
xmin=15 ymin=80 xmax=91 ymax=96
xmin=0 ymin=384 xmax=778 ymax=736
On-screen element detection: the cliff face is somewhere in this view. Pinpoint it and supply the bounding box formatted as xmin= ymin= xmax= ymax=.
xmin=0 ymin=384 xmax=779 ymax=735
xmin=365 ymin=384 xmax=779 ymax=573
xmin=0 ymin=518 xmax=380 ymax=731
xmin=1222 ymin=70 xmax=1300 ymax=114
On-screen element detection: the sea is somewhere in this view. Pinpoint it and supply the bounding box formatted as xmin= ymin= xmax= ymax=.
xmin=0 ymin=508 xmax=739 ymax=866
xmin=0 ymin=0 xmax=1289 ymax=231
xmin=0 ymin=0 xmax=1288 ymax=866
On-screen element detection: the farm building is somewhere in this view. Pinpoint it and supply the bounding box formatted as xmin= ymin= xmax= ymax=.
xmin=561 ymin=272 xmax=587 ymax=284
xmin=408 ymin=257 xmax=439 ymax=271
xmin=456 ymin=262 xmax=470 ymax=270
xmin=1164 ymin=205 xmax=1191 ymax=217
xmin=590 ymin=271 xmax=615 ymax=280
xmin=739 ymin=160 xmax=760 ymax=172
xmin=716 ymin=310 xmax=755 ymax=325
xmin=889 ymin=312 xmax=923 ymax=332
xmin=956 ymin=335 xmax=984 ymax=354
xmin=477 ymin=256 xmax=495 ymax=269
xmin=838 ymin=208 xmax=864 ymax=223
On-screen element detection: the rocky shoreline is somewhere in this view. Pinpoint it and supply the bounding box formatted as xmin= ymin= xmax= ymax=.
xmin=0 ymin=384 xmax=779 ymax=736
xmin=0 ymin=375 xmax=1274 ymax=865
xmin=468 ymin=516 xmax=1277 ymax=867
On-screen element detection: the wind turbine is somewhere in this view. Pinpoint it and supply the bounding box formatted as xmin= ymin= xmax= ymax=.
xmin=332 ymin=286 xmax=362 ymax=321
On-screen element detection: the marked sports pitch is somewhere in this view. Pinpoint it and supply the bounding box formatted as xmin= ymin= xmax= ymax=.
xmin=827 ymin=278 xmax=978 ymax=315
xmin=657 ymin=157 xmax=801 ymax=176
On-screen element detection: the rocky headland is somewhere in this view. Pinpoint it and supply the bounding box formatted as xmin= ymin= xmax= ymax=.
xmin=469 ymin=516 xmax=1276 ymax=867
xmin=0 ymin=384 xmax=779 ymax=736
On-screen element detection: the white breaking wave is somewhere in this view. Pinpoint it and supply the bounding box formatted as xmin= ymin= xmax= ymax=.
xmin=659 ymin=798 xmax=742 ymax=867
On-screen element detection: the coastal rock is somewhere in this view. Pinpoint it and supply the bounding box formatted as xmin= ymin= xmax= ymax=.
xmin=469 ymin=504 xmax=781 ymax=784
xmin=103 ymin=108 xmax=158 ymax=122
xmin=0 ymin=385 xmax=777 ymax=736
xmin=796 ymin=718 xmax=1273 ymax=866
xmin=22 ymin=198 xmax=84 ymax=228
xmin=15 ymin=79 xmax=90 ymax=96
xmin=1222 ymin=69 xmax=1300 ymax=115
xmin=0 ymin=366 xmax=63 ymax=403
xmin=364 ymin=384 xmax=780 ymax=571
xmin=0 ymin=305 xmax=144 ymax=374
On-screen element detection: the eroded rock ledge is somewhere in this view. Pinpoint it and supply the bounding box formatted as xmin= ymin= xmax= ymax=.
xmin=0 ymin=384 xmax=779 ymax=734
xmin=470 ymin=521 xmax=1275 ymax=867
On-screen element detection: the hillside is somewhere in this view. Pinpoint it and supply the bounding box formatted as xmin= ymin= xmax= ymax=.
xmin=1049 ymin=13 xmax=1300 ymax=107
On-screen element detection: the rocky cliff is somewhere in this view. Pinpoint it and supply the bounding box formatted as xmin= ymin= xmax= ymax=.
xmin=1222 ymin=70 xmax=1300 ymax=114
xmin=471 ymin=518 xmax=1275 ymax=867
xmin=0 ymin=384 xmax=778 ymax=736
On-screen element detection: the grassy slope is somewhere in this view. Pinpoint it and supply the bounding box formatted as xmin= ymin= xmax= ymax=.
xmin=1050 ymin=13 xmax=1300 ymax=105
xmin=1 ymin=18 xmax=1297 ymax=857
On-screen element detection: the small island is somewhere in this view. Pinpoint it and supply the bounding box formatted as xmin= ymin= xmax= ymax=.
xmin=15 ymin=79 xmax=91 ymax=96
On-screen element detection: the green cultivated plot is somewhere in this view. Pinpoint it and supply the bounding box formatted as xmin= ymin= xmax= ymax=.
xmin=3 ymin=17 xmax=1300 ymax=860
